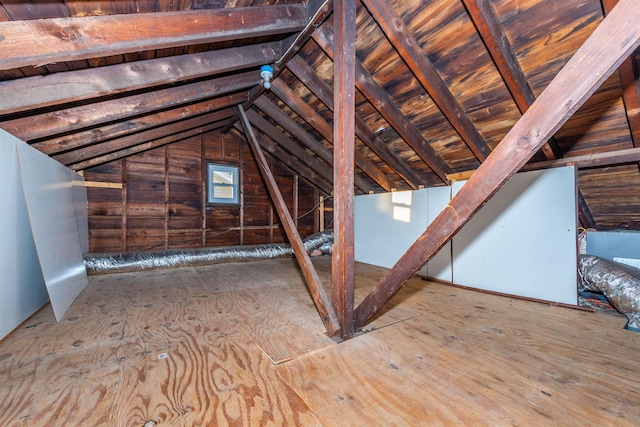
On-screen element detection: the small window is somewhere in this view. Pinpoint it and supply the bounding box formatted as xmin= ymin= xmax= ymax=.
xmin=207 ymin=163 xmax=239 ymax=204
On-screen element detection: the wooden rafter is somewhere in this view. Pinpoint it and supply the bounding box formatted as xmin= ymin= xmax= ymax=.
xmin=1 ymin=72 xmax=258 ymax=142
xmin=521 ymin=147 xmax=640 ymax=171
xmin=57 ymin=109 xmax=236 ymax=165
xmin=362 ymin=0 xmax=492 ymax=162
xmin=332 ymin=0 xmax=357 ymax=340
xmin=223 ymin=0 xmax=334 ymax=133
xmin=253 ymin=95 xmax=374 ymax=193
xmin=286 ymin=55 xmax=423 ymax=189
xmin=578 ymin=189 xmax=597 ymax=229
xmin=69 ymin=121 xmax=228 ymax=171
xmin=245 ymin=108 xmax=335 ymax=190
xmin=462 ymin=0 xmax=595 ymax=225
xmin=269 ymin=79 xmax=392 ymax=191
xmin=313 ymin=24 xmax=452 ymax=184
xmin=237 ymin=104 xmax=340 ymax=336
xmin=33 ymin=92 xmax=248 ymax=156
xmin=460 ymin=0 xmax=562 ymax=160
xmin=353 ymin=0 xmax=640 ymax=329
xmin=0 ymin=42 xmax=280 ymax=115
xmin=603 ymin=0 xmax=640 ymax=147
xmin=0 ymin=5 xmax=306 ymax=70
xmin=232 ymin=123 xmax=333 ymax=196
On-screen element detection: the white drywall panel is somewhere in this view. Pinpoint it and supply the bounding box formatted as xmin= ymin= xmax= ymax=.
xmin=72 ymin=174 xmax=89 ymax=254
xmin=452 ymin=167 xmax=577 ymax=304
xmin=354 ymin=190 xmax=425 ymax=269
xmin=0 ymin=133 xmax=49 ymax=340
xmin=16 ymin=137 xmax=88 ymax=321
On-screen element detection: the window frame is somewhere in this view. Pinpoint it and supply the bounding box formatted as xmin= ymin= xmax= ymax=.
xmin=206 ymin=163 xmax=240 ymax=205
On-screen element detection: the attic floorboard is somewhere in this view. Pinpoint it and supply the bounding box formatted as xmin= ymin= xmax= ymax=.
xmin=0 ymin=257 xmax=639 ymax=426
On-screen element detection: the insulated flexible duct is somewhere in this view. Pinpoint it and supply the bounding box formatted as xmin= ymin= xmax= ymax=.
xmin=578 ymin=254 xmax=640 ymax=331
xmin=85 ymin=230 xmax=333 ymax=274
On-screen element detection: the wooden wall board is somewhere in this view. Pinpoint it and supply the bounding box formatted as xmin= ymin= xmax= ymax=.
xmin=85 ymin=129 xmax=324 ymax=252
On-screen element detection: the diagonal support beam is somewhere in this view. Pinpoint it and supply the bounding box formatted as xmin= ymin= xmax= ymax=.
xmin=237 ymin=104 xmax=340 ymax=336
xmin=353 ymin=0 xmax=640 ymax=329
xmin=362 ymin=0 xmax=492 ymax=162
xmin=0 ymin=5 xmax=306 ymax=70
xmin=332 ymin=0 xmax=357 ymax=340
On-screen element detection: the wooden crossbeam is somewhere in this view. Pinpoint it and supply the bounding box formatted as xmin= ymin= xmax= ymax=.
xmin=34 ymin=92 xmax=248 ymax=156
xmin=332 ymin=0 xmax=357 ymax=340
xmin=0 ymin=42 xmax=280 ymax=115
xmin=286 ymin=55 xmax=424 ymax=189
xmin=57 ymin=109 xmax=235 ymax=165
xmin=2 ymin=72 xmax=257 ymax=142
xmin=0 ymin=5 xmax=306 ymax=70
xmin=353 ymin=0 xmax=640 ymax=329
xmin=362 ymin=0 xmax=492 ymax=162
xmin=69 ymin=121 xmax=228 ymax=171
xmin=313 ymin=24 xmax=452 ymax=184
xmin=237 ymin=104 xmax=340 ymax=336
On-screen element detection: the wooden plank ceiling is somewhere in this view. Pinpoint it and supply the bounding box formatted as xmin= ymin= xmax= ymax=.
xmin=0 ymin=0 xmax=639 ymax=230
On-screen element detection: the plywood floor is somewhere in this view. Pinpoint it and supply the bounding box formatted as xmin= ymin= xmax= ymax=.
xmin=1 ymin=256 xmax=639 ymax=426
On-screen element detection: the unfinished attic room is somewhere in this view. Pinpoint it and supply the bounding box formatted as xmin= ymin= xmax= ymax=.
xmin=3 ymin=0 xmax=640 ymax=425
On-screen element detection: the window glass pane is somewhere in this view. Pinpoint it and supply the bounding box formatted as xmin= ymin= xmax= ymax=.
xmin=213 ymin=171 xmax=234 ymax=185
xmin=213 ymin=185 xmax=234 ymax=200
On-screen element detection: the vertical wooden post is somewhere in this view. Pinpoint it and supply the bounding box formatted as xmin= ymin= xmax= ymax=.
xmin=332 ymin=0 xmax=357 ymax=339
xmin=237 ymin=104 xmax=340 ymax=336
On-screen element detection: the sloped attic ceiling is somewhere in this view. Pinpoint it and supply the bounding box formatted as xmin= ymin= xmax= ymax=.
xmin=0 ymin=0 xmax=639 ymax=230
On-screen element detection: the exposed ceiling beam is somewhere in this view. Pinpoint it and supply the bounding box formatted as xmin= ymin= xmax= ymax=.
xmin=313 ymin=24 xmax=452 ymax=184
xmin=521 ymin=147 xmax=640 ymax=171
xmin=70 ymin=121 xmax=228 ymax=171
xmin=353 ymin=0 xmax=640 ymax=328
xmin=461 ymin=0 xmax=562 ymax=160
xmin=255 ymin=93 xmax=390 ymax=193
xmin=0 ymin=5 xmax=306 ymax=70
xmin=33 ymin=92 xmax=248 ymax=156
xmin=286 ymin=55 xmax=423 ymax=189
xmin=269 ymin=79 xmax=392 ymax=191
xmin=245 ymin=108 xmax=336 ymax=190
xmin=362 ymin=0 xmax=492 ymax=162
xmin=0 ymin=42 xmax=280 ymax=115
xmin=1 ymin=72 xmax=258 ymax=142
xmin=603 ymin=0 xmax=640 ymax=147
xmin=223 ymin=0 xmax=334 ymax=133
xmin=56 ymin=109 xmax=235 ymax=166
xmin=232 ymin=123 xmax=333 ymax=195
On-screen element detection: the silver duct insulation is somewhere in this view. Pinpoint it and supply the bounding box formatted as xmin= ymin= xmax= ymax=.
xmin=578 ymin=254 xmax=640 ymax=331
xmin=85 ymin=230 xmax=333 ymax=275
